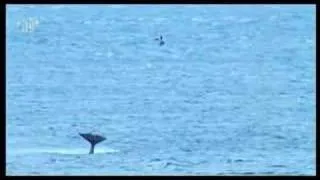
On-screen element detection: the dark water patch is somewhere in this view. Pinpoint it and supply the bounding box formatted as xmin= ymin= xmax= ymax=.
xmin=180 ymin=147 xmax=192 ymax=152
xmin=281 ymin=171 xmax=305 ymax=175
xmin=273 ymin=135 xmax=286 ymax=139
xmin=70 ymin=134 xmax=80 ymax=139
xmin=270 ymin=164 xmax=287 ymax=168
xmin=163 ymin=162 xmax=174 ymax=168
xmin=183 ymin=99 xmax=201 ymax=104
xmin=232 ymin=105 xmax=241 ymax=110
xmin=227 ymin=158 xmax=253 ymax=163
xmin=216 ymin=172 xmax=226 ymax=175
xmin=48 ymin=126 xmax=55 ymax=131
xmin=150 ymin=158 xmax=161 ymax=162
xmin=49 ymin=158 xmax=57 ymax=163
xmin=222 ymin=171 xmax=257 ymax=175
xmin=70 ymin=42 xmax=81 ymax=47
xmin=98 ymin=165 xmax=106 ymax=168
xmin=162 ymin=161 xmax=190 ymax=169
xmin=195 ymin=139 xmax=201 ymax=144
xmin=36 ymin=37 xmax=48 ymax=44
xmin=235 ymin=172 xmax=276 ymax=175
xmin=289 ymin=79 xmax=299 ymax=83
xmin=30 ymin=171 xmax=41 ymax=175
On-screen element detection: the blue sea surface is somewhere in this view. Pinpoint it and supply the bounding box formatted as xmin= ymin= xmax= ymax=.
xmin=6 ymin=5 xmax=315 ymax=175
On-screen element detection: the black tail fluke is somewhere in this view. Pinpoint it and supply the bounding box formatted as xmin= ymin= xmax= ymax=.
xmin=79 ymin=133 xmax=106 ymax=154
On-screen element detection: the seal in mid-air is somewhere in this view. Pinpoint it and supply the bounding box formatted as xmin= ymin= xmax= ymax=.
xmin=79 ymin=133 xmax=106 ymax=154
xmin=155 ymin=35 xmax=165 ymax=46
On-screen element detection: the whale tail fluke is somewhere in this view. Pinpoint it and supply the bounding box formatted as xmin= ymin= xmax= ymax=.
xmin=79 ymin=133 xmax=106 ymax=154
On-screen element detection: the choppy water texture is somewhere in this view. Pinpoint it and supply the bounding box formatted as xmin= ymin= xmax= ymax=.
xmin=6 ymin=5 xmax=315 ymax=175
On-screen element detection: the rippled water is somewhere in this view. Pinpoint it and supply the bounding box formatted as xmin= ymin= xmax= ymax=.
xmin=6 ymin=5 xmax=315 ymax=175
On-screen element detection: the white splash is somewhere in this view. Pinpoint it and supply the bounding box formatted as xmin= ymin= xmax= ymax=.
xmin=8 ymin=147 xmax=118 ymax=155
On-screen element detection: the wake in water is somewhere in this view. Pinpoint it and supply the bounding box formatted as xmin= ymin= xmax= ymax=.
xmin=8 ymin=147 xmax=119 ymax=155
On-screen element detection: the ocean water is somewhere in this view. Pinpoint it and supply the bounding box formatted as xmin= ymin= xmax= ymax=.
xmin=6 ymin=5 xmax=315 ymax=175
